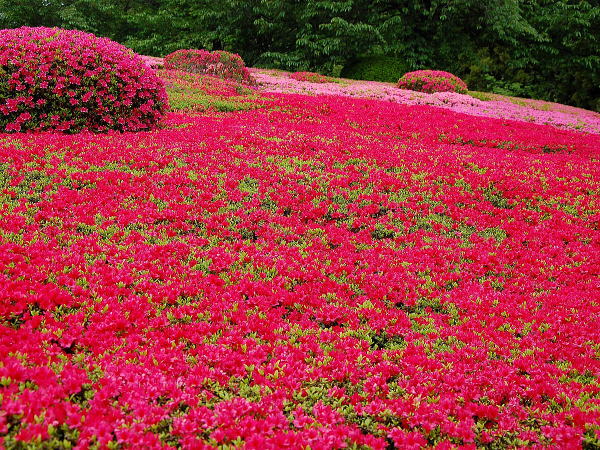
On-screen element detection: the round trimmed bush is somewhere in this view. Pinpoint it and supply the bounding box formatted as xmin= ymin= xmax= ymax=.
xmin=289 ymin=71 xmax=333 ymax=83
xmin=164 ymin=49 xmax=254 ymax=85
xmin=397 ymin=70 xmax=468 ymax=94
xmin=0 ymin=27 xmax=168 ymax=133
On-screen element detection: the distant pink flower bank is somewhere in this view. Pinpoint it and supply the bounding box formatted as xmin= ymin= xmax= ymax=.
xmin=250 ymin=69 xmax=600 ymax=134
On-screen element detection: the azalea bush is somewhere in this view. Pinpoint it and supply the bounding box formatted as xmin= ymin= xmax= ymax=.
xmin=398 ymin=70 xmax=468 ymax=94
xmin=163 ymin=49 xmax=255 ymax=85
xmin=289 ymin=71 xmax=333 ymax=83
xmin=0 ymin=69 xmax=599 ymax=448
xmin=0 ymin=27 xmax=168 ymax=133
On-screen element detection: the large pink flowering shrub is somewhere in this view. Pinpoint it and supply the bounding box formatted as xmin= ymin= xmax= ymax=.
xmin=0 ymin=27 xmax=168 ymax=133
xmin=164 ymin=49 xmax=254 ymax=84
xmin=398 ymin=70 xmax=468 ymax=94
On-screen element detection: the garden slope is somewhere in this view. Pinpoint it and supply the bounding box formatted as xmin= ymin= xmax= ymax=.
xmin=251 ymin=69 xmax=600 ymax=134
xmin=0 ymin=71 xmax=599 ymax=448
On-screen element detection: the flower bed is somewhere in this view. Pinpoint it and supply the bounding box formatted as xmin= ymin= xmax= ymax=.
xmin=164 ymin=49 xmax=254 ymax=85
xmin=159 ymin=69 xmax=263 ymax=112
xmin=0 ymin=27 xmax=167 ymax=133
xmin=0 ymin=69 xmax=599 ymax=448
xmin=252 ymin=69 xmax=600 ymax=133
xmin=398 ymin=70 xmax=468 ymax=94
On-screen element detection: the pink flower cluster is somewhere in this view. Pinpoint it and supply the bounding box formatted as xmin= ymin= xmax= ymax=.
xmin=164 ymin=49 xmax=255 ymax=85
xmin=289 ymin=72 xmax=333 ymax=83
xmin=252 ymin=69 xmax=600 ymax=134
xmin=140 ymin=55 xmax=164 ymax=69
xmin=398 ymin=70 xmax=468 ymax=94
xmin=0 ymin=27 xmax=168 ymax=133
xmin=0 ymin=69 xmax=599 ymax=448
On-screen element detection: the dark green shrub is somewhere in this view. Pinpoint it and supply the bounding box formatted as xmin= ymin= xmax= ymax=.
xmin=341 ymin=56 xmax=409 ymax=82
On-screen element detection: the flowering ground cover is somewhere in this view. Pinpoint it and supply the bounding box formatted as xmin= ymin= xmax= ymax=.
xmin=159 ymin=70 xmax=264 ymax=113
xmin=252 ymin=69 xmax=600 ymax=135
xmin=1 ymin=68 xmax=599 ymax=448
xmin=140 ymin=56 xmax=165 ymax=70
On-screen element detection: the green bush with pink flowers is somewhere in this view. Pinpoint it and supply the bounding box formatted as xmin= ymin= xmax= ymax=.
xmin=0 ymin=27 xmax=168 ymax=133
xmin=164 ymin=49 xmax=254 ymax=85
xmin=398 ymin=70 xmax=468 ymax=94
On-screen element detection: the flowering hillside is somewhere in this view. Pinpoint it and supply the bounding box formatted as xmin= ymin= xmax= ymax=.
xmin=251 ymin=69 xmax=600 ymax=134
xmin=0 ymin=67 xmax=599 ymax=448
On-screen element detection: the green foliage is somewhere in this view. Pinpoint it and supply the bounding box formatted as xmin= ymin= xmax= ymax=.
xmin=0 ymin=0 xmax=64 ymax=28
xmin=341 ymin=56 xmax=409 ymax=82
xmin=448 ymin=1 xmax=599 ymax=110
xmin=525 ymin=1 xmax=599 ymax=110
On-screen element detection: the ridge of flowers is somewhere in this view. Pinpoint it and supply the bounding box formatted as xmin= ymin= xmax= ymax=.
xmin=252 ymin=69 xmax=600 ymax=134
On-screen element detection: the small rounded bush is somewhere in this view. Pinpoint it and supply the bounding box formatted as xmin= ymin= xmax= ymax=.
xmin=0 ymin=27 xmax=168 ymax=133
xmin=164 ymin=49 xmax=254 ymax=85
xmin=289 ymin=71 xmax=333 ymax=83
xmin=398 ymin=70 xmax=468 ymax=94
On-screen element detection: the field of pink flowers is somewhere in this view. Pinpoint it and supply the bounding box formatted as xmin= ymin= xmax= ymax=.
xmin=252 ymin=69 xmax=600 ymax=135
xmin=1 ymin=67 xmax=599 ymax=448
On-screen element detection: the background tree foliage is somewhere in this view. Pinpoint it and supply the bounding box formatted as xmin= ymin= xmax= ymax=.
xmin=0 ymin=0 xmax=598 ymax=111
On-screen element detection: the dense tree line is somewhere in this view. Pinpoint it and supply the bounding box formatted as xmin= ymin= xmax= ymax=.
xmin=1 ymin=0 xmax=598 ymax=110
